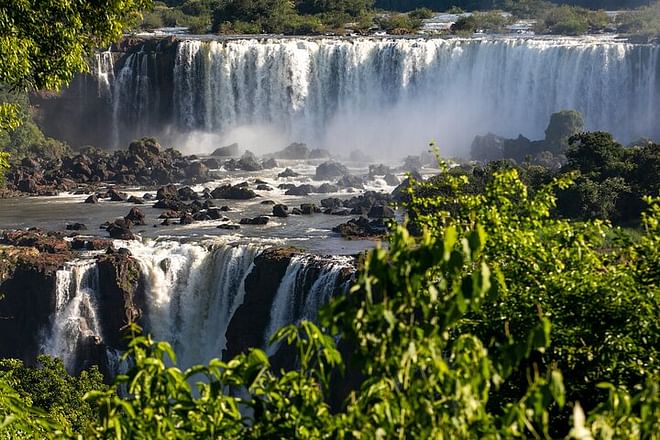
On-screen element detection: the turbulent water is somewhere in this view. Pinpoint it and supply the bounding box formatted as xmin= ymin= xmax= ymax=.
xmin=105 ymin=36 xmax=660 ymax=155
xmin=42 ymin=260 xmax=102 ymax=371
xmin=265 ymin=254 xmax=351 ymax=356
xmin=124 ymin=240 xmax=259 ymax=369
xmin=40 ymin=240 xmax=353 ymax=372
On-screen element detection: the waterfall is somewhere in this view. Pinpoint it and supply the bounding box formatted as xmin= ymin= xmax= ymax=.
xmin=102 ymin=37 xmax=660 ymax=154
xmin=265 ymin=255 xmax=352 ymax=356
xmin=42 ymin=260 xmax=102 ymax=372
xmin=121 ymin=240 xmax=259 ymax=370
xmin=37 ymin=240 xmax=354 ymax=373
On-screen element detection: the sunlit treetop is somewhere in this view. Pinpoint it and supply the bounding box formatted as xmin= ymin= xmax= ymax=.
xmin=0 ymin=0 xmax=151 ymax=93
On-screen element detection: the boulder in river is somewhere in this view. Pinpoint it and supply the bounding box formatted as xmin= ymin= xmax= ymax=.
xmin=211 ymin=184 xmax=257 ymax=200
xmin=285 ymin=184 xmax=315 ymax=196
xmin=273 ymin=204 xmax=289 ymax=218
xmin=106 ymin=219 xmax=135 ymax=240
xmin=278 ymin=168 xmax=299 ymax=178
xmin=84 ymin=194 xmax=99 ymax=204
xmin=368 ymin=205 xmax=395 ymax=219
xmin=66 ymin=223 xmax=87 ymax=231
xmin=239 ymin=216 xmax=269 ymax=225
xmin=315 ymin=161 xmax=348 ymax=180
xmin=272 ymin=142 xmax=309 ymax=160
xmin=211 ymin=143 xmax=239 ymax=157
xmin=125 ymin=207 xmax=146 ymax=225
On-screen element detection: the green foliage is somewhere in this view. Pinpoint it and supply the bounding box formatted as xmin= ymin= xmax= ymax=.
xmin=535 ymin=5 xmax=610 ymax=35
xmin=616 ymin=1 xmax=660 ymax=38
xmin=0 ymin=0 xmax=152 ymax=94
xmin=408 ymin=6 xmax=434 ymax=18
xmin=375 ymin=12 xmax=423 ymax=33
xmin=0 ymin=356 xmax=106 ymax=436
xmin=451 ymin=11 xmax=513 ymax=34
xmin=544 ymin=109 xmax=585 ymax=153
xmin=0 ymin=90 xmax=72 ymax=164
xmin=212 ymin=0 xmax=374 ymax=34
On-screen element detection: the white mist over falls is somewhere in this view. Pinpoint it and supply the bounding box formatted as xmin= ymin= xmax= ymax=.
xmin=95 ymin=36 xmax=660 ymax=156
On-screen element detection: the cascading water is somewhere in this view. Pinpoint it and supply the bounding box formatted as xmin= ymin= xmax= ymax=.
xmin=105 ymin=37 xmax=660 ymax=154
xmin=265 ymin=255 xmax=352 ymax=356
xmin=37 ymin=239 xmax=354 ymax=374
xmin=41 ymin=260 xmax=102 ymax=372
xmin=121 ymin=239 xmax=260 ymax=370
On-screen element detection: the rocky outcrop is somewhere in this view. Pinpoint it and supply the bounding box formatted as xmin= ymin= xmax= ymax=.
xmin=96 ymin=251 xmax=142 ymax=351
xmin=224 ymin=248 xmax=297 ymax=360
xmin=0 ymin=245 xmax=70 ymax=362
xmin=4 ymin=137 xmax=213 ymax=196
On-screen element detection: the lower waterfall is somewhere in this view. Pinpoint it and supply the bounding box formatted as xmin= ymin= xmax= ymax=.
xmin=39 ymin=240 xmax=355 ymax=374
xmin=265 ymin=255 xmax=353 ymax=356
xmin=122 ymin=240 xmax=260 ymax=370
xmin=42 ymin=260 xmax=102 ymax=372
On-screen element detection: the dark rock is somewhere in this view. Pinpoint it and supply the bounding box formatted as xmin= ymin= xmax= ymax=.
xmin=315 ymin=161 xmax=348 ymax=180
xmin=368 ymin=205 xmax=395 ymax=219
xmin=143 ymin=193 xmax=155 ymax=201
xmin=384 ymin=173 xmax=400 ymax=186
xmin=84 ymin=194 xmax=99 ymax=204
xmin=402 ymin=155 xmax=423 ymax=171
xmin=369 ymin=164 xmax=392 ymax=176
xmin=128 ymin=137 xmax=161 ymax=157
xmin=211 ymin=143 xmax=239 ymax=157
xmin=285 ymin=184 xmax=315 ymax=196
xmin=239 ymin=216 xmax=269 ymax=225
xmin=291 ymin=207 xmax=303 ymax=215
xmin=179 ymin=214 xmax=194 ymax=225
xmin=127 ymin=196 xmax=144 ymax=204
xmin=278 ymin=183 xmax=296 ymax=190
xmin=278 ymin=167 xmax=299 ymax=178
xmin=261 ymin=200 xmax=276 ymax=205
xmin=220 ymin=205 xmax=231 ymax=211
xmin=106 ymin=219 xmax=135 ymax=240
xmin=71 ymin=237 xmax=114 ymax=251
xmin=157 ymin=184 xmax=178 ymax=200
xmin=236 ymin=151 xmax=263 ymax=172
xmin=316 ymin=183 xmax=338 ymax=193
xmin=273 ymin=204 xmax=288 ymax=217
xmin=337 ymin=175 xmax=364 ymax=189
xmin=66 ymin=223 xmax=87 ymax=231
xmin=153 ymin=198 xmax=186 ymax=211
xmin=202 ymin=158 xmax=220 ymax=169
xmin=211 ymin=184 xmax=257 ymax=200
xmin=321 ymin=198 xmax=342 ymax=209
xmin=185 ymin=162 xmax=209 ymax=179
xmin=206 ymin=208 xmax=223 ymax=220
xmin=217 ymin=223 xmax=240 ymax=230
xmin=261 ymin=158 xmax=278 ymax=169
xmin=107 ymin=188 xmax=128 ymax=202
xmin=330 ymin=208 xmax=351 ymax=215
xmin=309 ymin=148 xmax=331 ymax=159
xmin=125 ymin=207 xmax=146 ymax=225
xmin=332 ymin=216 xmax=385 ymax=239
xmin=300 ymin=203 xmax=319 ymax=215
xmin=177 ymin=186 xmax=198 ymax=201
xmin=256 ymin=184 xmax=273 ymax=191
xmin=272 ymin=142 xmax=309 ymax=160
xmin=18 ymin=178 xmax=38 ymax=193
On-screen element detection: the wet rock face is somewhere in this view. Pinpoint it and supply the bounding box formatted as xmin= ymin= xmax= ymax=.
xmin=96 ymin=253 xmax=142 ymax=351
xmin=0 ymin=246 xmax=69 ymax=363
xmin=223 ymin=248 xmax=297 ymax=360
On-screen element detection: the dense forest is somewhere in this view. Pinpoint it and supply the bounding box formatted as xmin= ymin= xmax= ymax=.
xmin=135 ymin=0 xmax=660 ymax=36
